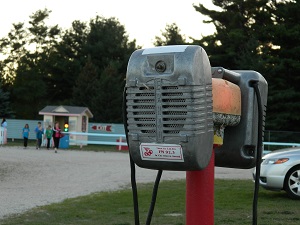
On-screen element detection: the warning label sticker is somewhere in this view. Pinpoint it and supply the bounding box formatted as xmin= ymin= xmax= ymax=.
xmin=139 ymin=143 xmax=184 ymax=162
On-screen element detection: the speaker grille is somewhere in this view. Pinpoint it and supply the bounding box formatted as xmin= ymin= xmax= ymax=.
xmin=126 ymin=81 xmax=212 ymax=140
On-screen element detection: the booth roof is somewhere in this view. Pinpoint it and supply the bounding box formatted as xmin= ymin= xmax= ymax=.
xmin=39 ymin=105 xmax=93 ymax=118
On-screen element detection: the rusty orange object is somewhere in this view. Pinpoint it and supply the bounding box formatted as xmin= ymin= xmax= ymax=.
xmin=212 ymin=78 xmax=241 ymax=145
xmin=212 ymin=78 xmax=241 ymax=116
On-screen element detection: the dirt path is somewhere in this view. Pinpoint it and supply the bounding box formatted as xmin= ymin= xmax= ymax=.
xmin=0 ymin=146 xmax=253 ymax=219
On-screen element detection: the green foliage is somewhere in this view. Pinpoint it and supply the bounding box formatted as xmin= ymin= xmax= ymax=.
xmin=12 ymin=48 xmax=53 ymax=119
xmin=74 ymin=61 xmax=125 ymax=123
xmin=154 ymin=23 xmax=187 ymax=46
xmin=193 ymin=0 xmax=272 ymax=68
xmin=1 ymin=2 xmax=300 ymax=130
xmin=193 ymin=0 xmax=300 ymax=131
xmin=72 ymin=56 xmax=100 ymax=115
xmin=0 ymin=10 xmax=137 ymax=121
xmin=70 ymin=16 xmax=136 ymax=122
xmin=263 ymin=0 xmax=300 ymax=130
xmin=1 ymin=9 xmax=63 ymax=119
xmin=47 ymin=20 xmax=88 ymax=104
xmin=92 ymin=64 xmax=124 ymax=122
xmin=0 ymin=22 xmax=28 ymax=85
xmin=0 ymin=82 xmax=14 ymax=118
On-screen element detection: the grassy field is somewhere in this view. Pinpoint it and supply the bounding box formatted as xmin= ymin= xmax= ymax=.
xmin=0 ymin=179 xmax=298 ymax=225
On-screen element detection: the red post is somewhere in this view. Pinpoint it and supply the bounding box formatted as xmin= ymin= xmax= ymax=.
xmin=186 ymin=150 xmax=215 ymax=225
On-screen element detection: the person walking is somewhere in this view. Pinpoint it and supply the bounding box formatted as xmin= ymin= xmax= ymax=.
xmin=52 ymin=122 xmax=62 ymax=153
xmin=45 ymin=125 xmax=53 ymax=150
xmin=22 ymin=124 xmax=30 ymax=149
xmin=34 ymin=122 xmax=44 ymax=149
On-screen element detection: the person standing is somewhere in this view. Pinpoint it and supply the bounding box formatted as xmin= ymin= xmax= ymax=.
xmin=34 ymin=122 xmax=44 ymax=149
xmin=1 ymin=118 xmax=7 ymax=128
xmin=45 ymin=125 xmax=53 ymax=150
xmin=22 ymin=124 xmax=30 ymax=149
xmin=1 ymin=117 xmax=8 ymax=144
xmin=52 ymin=122 xmax=61 ymax=153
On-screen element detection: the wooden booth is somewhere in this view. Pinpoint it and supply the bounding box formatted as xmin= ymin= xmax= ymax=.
xmin=39 ymin=105 xmax=93 ymax=146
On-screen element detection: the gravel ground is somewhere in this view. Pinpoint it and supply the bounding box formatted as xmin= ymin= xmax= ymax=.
xmin=0 ymin=146 xmax=253 ymax=219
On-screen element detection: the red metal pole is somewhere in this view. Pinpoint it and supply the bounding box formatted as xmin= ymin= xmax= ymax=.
xmin=186 ymin=150 xmax=215 ymax=225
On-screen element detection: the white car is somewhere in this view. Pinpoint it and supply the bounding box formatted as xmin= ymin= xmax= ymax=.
xmin=253 ymin=147 xmax=300 ymax=199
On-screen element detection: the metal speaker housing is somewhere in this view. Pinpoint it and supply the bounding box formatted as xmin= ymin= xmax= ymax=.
xmin=125 ymin=45 xmax=214 ymax=171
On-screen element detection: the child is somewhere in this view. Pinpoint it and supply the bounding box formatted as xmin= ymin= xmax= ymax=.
xmin=22 ymin=124 xmax=30 ymax=149
xmin=52 ymin=121 xmax=61 ymax=153
xmin=34 ymin=122 xmax=44 ymax=149
xmin=45 ymin=125 xmax=53 ymax=150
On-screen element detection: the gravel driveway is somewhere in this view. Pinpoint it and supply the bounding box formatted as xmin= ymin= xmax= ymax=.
xmin=0 ymin=146 xmax=253 ymax=219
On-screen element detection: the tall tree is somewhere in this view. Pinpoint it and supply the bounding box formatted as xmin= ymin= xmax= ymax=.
xmin=84 ymin=16 xmax=136 ymax=72
xmin=154 ymin=23 xmax=187 ymax=46
xmin=46 ymin=20 xmax=88 ymax=104
xmin=1 ymin=11 xmax=137 ymax=121
xmin=192 ymin=0 xmax=300 ymax=131
xmin=193 ymin=0 xmax=272 ymax=69
xmin=72 ymin=16 xmax=137 ymax=122
xmin=0 ymin=22 xmax=28 ymax=86
xmin=0 ymin=82 xmax=14 ymax=118
xmin=12 ymin=54 xmax=47 ymax=119
xmin=72 ymin=56 xmax=100 ymax=114
xmin=263 ymin=0 xmax=300 ymax=130
xmin=92 ymin=62 xmax=124 ymax=122
xmin=10 ymin=9 xmax=61 ymax=119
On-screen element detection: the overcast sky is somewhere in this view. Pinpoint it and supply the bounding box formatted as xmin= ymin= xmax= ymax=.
xmin=0 ymin=0 xmax=218 ymax=48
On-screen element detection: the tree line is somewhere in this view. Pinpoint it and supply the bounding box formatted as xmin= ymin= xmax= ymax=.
xmin=0 ymin=0 xmax=299 ymax=131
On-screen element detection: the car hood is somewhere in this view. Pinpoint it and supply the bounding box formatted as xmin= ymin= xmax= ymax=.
xmin=263 ymin=148 xmax=300 ymax=159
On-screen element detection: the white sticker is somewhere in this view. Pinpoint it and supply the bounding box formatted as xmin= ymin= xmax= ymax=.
xmin=142 ymin=45 xmax=189 ymax=55
xmin=140 ymin=143 xmax=184 ymax=162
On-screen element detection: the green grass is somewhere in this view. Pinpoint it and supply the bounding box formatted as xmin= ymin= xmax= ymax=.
xmin=0 ymin=180 xmax=298 ymax=225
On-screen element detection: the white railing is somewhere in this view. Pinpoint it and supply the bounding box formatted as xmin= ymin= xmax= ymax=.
xmin=263 ymin=142 xmax=300 ymax=147
xmin=65 ymin=132 xmax=128 ymax=150
xmin=46 ymin=131 xmax=300 ymax=151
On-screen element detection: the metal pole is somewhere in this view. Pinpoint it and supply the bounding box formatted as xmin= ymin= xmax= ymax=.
xmin=186 ymin=150 xmax=215 ymax=225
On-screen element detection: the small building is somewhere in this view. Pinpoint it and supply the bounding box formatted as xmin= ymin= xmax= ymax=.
xmin=39 ymin=105 xmax=93 ymax=145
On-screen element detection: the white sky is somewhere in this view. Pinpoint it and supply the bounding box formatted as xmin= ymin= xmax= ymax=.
xmin=0 ymin=0 xmax=218 ymax=48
